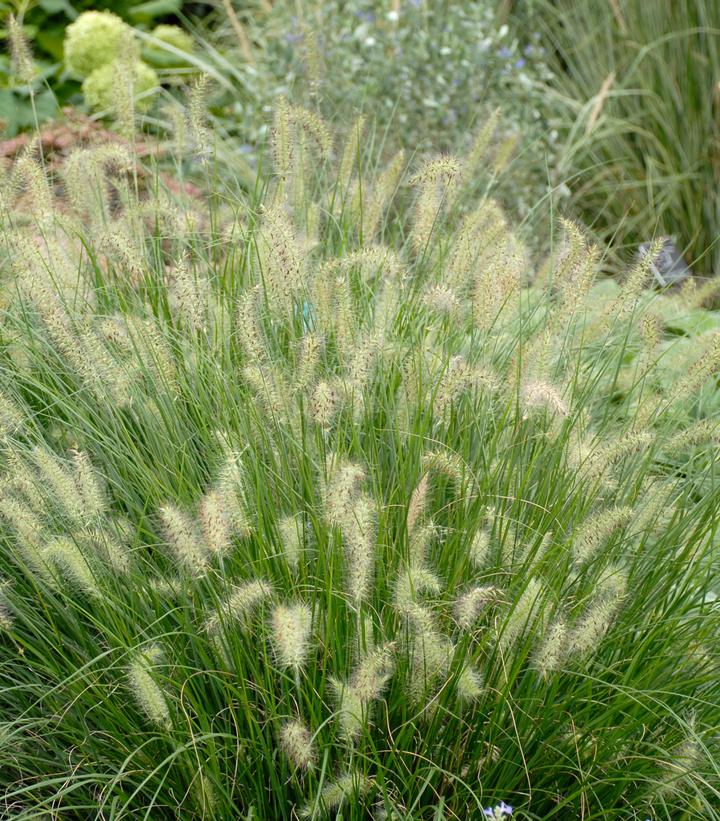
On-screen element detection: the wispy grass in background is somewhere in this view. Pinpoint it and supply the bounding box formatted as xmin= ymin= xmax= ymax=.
xmin=516 ymin=0 xmax=720 ymax=274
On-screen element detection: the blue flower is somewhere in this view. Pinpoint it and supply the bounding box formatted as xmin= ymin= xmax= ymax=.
xmin=497 ymin=46 xmax=512 ymax=59
xmin=514 ymin=58 xmax=526 ymax=69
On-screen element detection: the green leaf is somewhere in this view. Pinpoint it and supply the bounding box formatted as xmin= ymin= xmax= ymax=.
xmin=35 ymin=30 xmax=67 ymax=62
xmin=0 ymin=88 xmax=19 ymax=136
xmin=128 ymin=0 xmax=181 ymax=22
xmin=141 ymin=45 xmax=191 ymax=68
xmin=38 ymin=0 xmax=78 ymax=18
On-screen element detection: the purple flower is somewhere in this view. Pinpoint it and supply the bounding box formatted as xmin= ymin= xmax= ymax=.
xmin=483 ymin=803 xmax=513 ymax=818
xmin=497 ymin=46 xmax=512 ymax=59
xmin=514 ymin=58 xmax=526 ymax=69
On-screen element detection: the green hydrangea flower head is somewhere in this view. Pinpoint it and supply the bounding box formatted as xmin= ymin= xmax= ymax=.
xmin=82 ymin=60 xmax=159 ymax=114
xmin=64 ymin=11 xmax=134 ymax=78
xmin=152 ymin=24 xmax=194 ymax=54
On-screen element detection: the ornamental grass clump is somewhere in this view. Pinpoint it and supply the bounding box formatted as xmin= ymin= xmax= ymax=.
xmin=0 ymin=103 xmax=717 ymax=820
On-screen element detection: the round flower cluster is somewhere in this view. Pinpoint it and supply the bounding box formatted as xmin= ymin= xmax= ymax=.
xmin=64 ymin=10 xmax=130 ymax=77
xmin=63 ymin=10 xmax=159 ymax=115
xmin=152 ymin=24 xmax=194 ymax=55
xmin=82 ymin=60 xmax=159 ymax=115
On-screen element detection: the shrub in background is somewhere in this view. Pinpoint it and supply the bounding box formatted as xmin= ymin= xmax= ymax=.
xmin=202 ymin=0 xmax=559 ymax=219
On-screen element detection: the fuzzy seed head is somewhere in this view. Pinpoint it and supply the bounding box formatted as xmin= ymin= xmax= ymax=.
xmin=87 ymin=524 xmax=133 ymax=575
xmin=424 ymin=284 xmax=462 ymax=319
xmin=0 ymin=389 xmax=25 ymax=440
xmin=256 ymin=205 xmax=306 ymax=310
xmin=456 ymin=664 xmax=484 ymax=701
xmin=171 ymin=253 xmax=206 ymax=332
xmin=324 ymin=460 xmax=366 ymax=526
xmin=411 ymin=155 xmax=459 ymax=253
xmin=568 ymin=578 xmax=626 ymax=659
xmin=616 ymin=238 xmax=663 ymax=317
xmin=572 ymin=506 xmax=633 ymax=565
xmin=187 ymin=73 xmax=211 ymax=161
xmin=346 ymin=333 xmax=381 ymax=391
xmin=205 ymin=578 xmax=272 ymax=634
xmin=128 ymin=647 xmax=171 ymax=729
xmin=296 ymin=332 xmax=323 ymax=394
xmin=407 ymin=474 xmax=429 ymax=535
xmin=658 ymin=715 xmax=704 ymax=796
xmin=343 ymin=493 xmax=376 ymax=607
xmin=70 ymin=449 xmax=106 ymax=524
xmin=435 ymin=355 xmax=474 ymax=416
xmin=271 ymin=97 xmax=293 ymax=179
xmin=278 ymin=513 xmax=303 ymax=572
xmin=237 ymin=289 xmax=268 ymax=363
xmin=199 ymin=489 xmax=233 ymax=557
xmin=408 ymin=520 xmax=436 ymax=569
xmin=310 ymin=380 xmax=339 ymax=428
xmin=0 ymin=580 xmax=13 ymax=632
xmin=422 ymin=449 xmax=465 ymax=491
xmin=331 ymin=675 xmax=365 ymax=741
xmin=454 ymin=586 xmax=500 ymax=630
xmin=8 ymin=15 xmax=35 ymax=85
xmin=45 ymin=536 xmax=98 ymax=596
xmin=349 ymin=642 xmax=396 ymax=704
xmin=216 ymin=447 xmax=246 ymax=498
xmin=468 ymin=528 xmax=491 ymax=569
xmin=11 ymin=144 xmax=53 ymax=227
xmin=405 ymin=603 xmax=454 ymax=702
xmin=307 ymin=771 xmax=371 ymax=816
xmin=671 ymin=332 xmax=720 ymax=405
xmin=279 ymin=719 xmax=315 ymax=770
xmin=271 ymin=602 xmax=312 ymax=671
xmin=521 ymin=380 xmax=568 ymax=418
xmin=394 ymin=564 xmax=442 ymax=611
xmin=533 ymin=619 xmax=568 ymax=679
xmin=0 ymin=495 xmax=48 ymax=577
xmin=499 ymin=577 xmax=545 ymax=651
xmin=158 ymin=504 xmax=209 ymax=576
